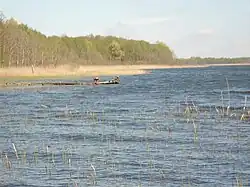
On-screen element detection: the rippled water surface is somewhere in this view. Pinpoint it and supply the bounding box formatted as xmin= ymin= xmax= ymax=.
xmin=1 ymin=65 xmax=250 ymax=187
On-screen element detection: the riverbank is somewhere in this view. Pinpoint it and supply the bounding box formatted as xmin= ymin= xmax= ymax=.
xmin=0 ymin=63 xmax=249 ymax=82
xmin=0 ymin=65 xmax=148 ymax=79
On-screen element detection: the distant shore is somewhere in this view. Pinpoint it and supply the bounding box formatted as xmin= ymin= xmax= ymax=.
xmin=0 ymin=63 xmax=249 ymax=81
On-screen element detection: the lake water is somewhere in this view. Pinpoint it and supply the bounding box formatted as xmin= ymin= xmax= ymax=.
xmin=0 ymin=65 xmax=250 ymax=187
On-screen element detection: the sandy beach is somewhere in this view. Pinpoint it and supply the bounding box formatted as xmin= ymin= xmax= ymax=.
xmin=0 ymin=63 xmax=249 ymax=80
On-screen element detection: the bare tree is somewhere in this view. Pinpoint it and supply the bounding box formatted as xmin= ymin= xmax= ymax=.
xmin=19 ymin=31 xmax=29 ymax=66
xmin=4 ymin=20 xmax=19 ymax=67
xmin=0 ymin=11 xmax=6 ymax=67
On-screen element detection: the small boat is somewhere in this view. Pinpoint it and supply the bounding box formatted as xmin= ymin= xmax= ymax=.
xmin=93 ymin=76 xmax=120 ymax=85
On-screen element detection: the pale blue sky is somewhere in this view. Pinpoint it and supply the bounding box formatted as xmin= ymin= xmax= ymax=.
xmin=1 ymin=0 xmax=250 ymax=58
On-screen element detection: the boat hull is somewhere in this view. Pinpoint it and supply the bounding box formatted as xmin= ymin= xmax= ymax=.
xmin=98 ymin=81 xmax=119 ymax=85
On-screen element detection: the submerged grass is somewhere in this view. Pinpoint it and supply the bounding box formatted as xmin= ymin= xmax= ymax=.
xmin=0 ymin=79 xmax=249 ymax=186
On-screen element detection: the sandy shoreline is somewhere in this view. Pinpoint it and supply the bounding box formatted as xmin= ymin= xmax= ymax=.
xmin=0 ymin=63 xmax=249 ymax=81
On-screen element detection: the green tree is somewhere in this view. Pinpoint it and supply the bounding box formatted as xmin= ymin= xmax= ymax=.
xmin=108 ymin=40 xmax=124 ymax=61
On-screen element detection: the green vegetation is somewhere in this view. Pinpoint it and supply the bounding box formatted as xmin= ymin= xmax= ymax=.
xmin=177 ymin=56 xmax=250 ymax=65
xmin=0 ymin=12 xmax=175 ymax=67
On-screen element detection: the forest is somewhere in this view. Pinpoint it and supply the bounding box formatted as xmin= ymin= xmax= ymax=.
xmin=0 ymin=12 xmax=176 ymax=68
xmin=0 ymin=12 xmax=249 ymax=68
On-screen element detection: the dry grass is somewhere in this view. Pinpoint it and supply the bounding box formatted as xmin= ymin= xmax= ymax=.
xmin=0 ymin=63 xmax=249 ymax=79
xmin=0 ymin=65 xmax=148 ymax=78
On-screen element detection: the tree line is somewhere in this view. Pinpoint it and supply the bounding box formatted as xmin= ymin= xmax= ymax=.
xmin=0 ymin=12 xmax=175 ymax=68
xmin=177 ymin=57 xmax=250 ymax=64
xmin=1 ymin=12 xmax=249 ymax=68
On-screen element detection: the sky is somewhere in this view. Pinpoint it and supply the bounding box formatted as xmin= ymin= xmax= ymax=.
xmin=1 ymin=0 xmax=250 ymax=58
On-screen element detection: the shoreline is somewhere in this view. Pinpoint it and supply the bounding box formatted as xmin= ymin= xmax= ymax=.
xmin=0 ymin=63 xmax=249 ymax=82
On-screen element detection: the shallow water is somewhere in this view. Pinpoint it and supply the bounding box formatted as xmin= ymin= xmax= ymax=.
xmin=0 ymin=65 xmax=250 ymax=187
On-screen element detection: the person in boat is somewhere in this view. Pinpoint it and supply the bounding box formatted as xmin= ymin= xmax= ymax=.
xmin=112 ymin=76 xmax=120 ymax=83
xmin=93 ymin=76 xmax=100 ymax=85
